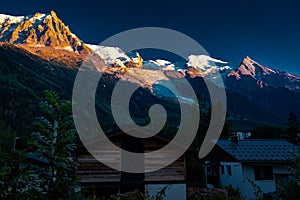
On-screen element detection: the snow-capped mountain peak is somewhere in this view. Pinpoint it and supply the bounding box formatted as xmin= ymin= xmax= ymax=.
xmin=227 ymin=56 xmax=300 ymax=91
xmin=5 ymin=11 xmax=300 ymax=94
xmin=88 ymin=43 xmax=232 ymax=78
xmin=184 ymin=54 xmax=231 ymax=78
xmin=0 ymin=11 xmax=88 ymax=53
xmin=0 ymin=11 xmax=232 ymax=80
xmin=228 ymin=56 xmax=277 ymax=80
xmin=240 ymin=56 xmax=275 ymax=77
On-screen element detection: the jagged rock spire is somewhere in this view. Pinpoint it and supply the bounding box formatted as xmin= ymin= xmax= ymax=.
xmin=0 ymin=11 xmax=89 ymax=54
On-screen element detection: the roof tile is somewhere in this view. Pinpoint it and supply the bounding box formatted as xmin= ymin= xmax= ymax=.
xmin=217 ymin=139 xmax=299 ymax=162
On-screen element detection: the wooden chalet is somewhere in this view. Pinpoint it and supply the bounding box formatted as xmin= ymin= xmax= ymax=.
xmin=75 ymin=130 xmax=187 ymax=199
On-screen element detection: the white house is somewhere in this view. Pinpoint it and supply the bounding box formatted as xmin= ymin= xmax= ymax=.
xmin=204 ymin=139 xmax=298 ymax=200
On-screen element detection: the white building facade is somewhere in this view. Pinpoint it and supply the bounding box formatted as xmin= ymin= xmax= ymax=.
xmin=204 ymin=139 xmax=298 ymax=199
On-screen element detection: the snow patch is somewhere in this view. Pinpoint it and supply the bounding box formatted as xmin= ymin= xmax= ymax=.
xmin=29 ymin=13 xmax=46 ymax=23
xmin=144 ymin=59 xmax=174 ymax=70
xmin=86 ymin=44 xmax=129 ymax=65
xmin=62 ymin=46 xmax=74 ymax=51
xmin=143 ymin=61 xmax=161 ymax=70
xmin=163 ymin=64 xmax=175 ymax=71
xmin=219 ymin=66 xmax=231 ymax=71
xmin=0 ymin=14 xmax=24 ymax=24
xmin=155 ymin=59 xmax=172 ymax=66
xmin=187 ymin=55 xmax=227 ymax=70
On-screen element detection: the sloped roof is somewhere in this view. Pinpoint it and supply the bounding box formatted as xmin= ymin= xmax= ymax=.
xmin=217 ymin=139 xmax=299 ymax=162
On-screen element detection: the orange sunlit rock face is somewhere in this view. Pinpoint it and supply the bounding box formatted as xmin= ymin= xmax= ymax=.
xmin=0 ymin=11 xmax=90 ymax=55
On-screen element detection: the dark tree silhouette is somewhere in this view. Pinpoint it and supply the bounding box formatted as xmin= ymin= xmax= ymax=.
xmin=287 ymin=112 xmax=300 ymax=145
xmin=28 ymin=90 xmax=80 ymax=199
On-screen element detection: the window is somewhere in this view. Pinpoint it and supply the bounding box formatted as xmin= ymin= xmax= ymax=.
xmin=254 ymin=166 xmax=273 ymax=180
xmin=220 ymin=165 xmax=225 ymax=175
xmin=227 ymin=165 xmax=232 ymax=176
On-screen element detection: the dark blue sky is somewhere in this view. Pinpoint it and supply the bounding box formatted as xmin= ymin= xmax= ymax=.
xmin=2 ymin=0 xmax=300 ymax=74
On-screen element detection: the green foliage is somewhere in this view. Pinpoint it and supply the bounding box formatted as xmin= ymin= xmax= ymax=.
xmin=27 ymin=90 xmax=80 ymax=199
xmin=220 ymin=114 xmax=232 ymax=139
xmin=224 ymin=185 xmax=242 ymax=200
xmin=192 ymin=101 xmax=210 ymax=148
xmin=286 ymin=112 xmax=300 ymax=145
xmin=110 ymin=190 xmax=144 ymax=200
xmin=277 ymin=147 xmax=300 ymax=199
xmin=0 ymin=149 xmax=35 ymax=199
xmin=248 ymin=178 xmax=263 ymax=200
xmin=0 ymin=121 xmax=15 ymax=152
xmin=186 ymin=150 xmax=205 ymax=187
xmin=0 ymin=44 xmax=77 ymax=135
xmin=250 ymin=125 xmax=285 ymax=139
xmin=188 ymin=190 xmax=227 ymax=200
xmin=185 ymin=101 xmax=210 ymax=187
xmin=0 ymin=122 xmax=34 ymax=199
xmin=278 ymin=180 xmax=300 ymax=200
xmin=110 ymin=185 xmax=169 ymax=200
xmin=0 ymin=89 xmax=81 ymax=199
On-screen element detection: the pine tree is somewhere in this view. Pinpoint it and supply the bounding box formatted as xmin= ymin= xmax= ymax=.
xmin=28 ymin=90 xmax=79 ymax=199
